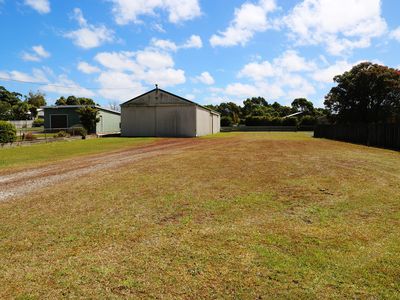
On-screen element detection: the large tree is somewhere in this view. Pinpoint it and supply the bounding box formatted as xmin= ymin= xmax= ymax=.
xmin=324 ymin=62 xmax=400 ymax=123
xmin=77 ymin=106 xmax=100 ymax=132
xmin=55 ymin=96 xmax=96 ymax=106
xmin=0 ymin=86 xmax=29 ymax=120
xmin=291 ymin=98 xmax=314 ymax=114
xmin=26 ymin=91 xmax=47 ymax=118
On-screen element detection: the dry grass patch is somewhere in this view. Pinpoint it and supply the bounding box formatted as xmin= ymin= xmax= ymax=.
xmin=0 ymin=132 xmax=399 ymax=299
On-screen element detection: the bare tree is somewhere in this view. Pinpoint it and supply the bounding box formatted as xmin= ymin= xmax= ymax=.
xmin=108 ymin=101 xmax=121 ymax=112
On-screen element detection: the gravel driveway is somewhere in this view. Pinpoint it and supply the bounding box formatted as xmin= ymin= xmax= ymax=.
xmin=0 ymin=139 xmax=198 ymax=202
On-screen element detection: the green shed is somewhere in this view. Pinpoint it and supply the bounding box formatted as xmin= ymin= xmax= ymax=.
xmin=43 ymin=105 xmax=121 ymax=134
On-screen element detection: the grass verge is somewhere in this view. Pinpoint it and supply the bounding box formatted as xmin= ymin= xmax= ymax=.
xmin=0 ymin=137 xmax=155 ymax=171
xmin=0 ymin=132 xmax=399 ymax=298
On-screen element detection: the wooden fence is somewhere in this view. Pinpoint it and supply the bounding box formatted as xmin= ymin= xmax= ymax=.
xmin=314 ymin=123 xmax=400 ymax=150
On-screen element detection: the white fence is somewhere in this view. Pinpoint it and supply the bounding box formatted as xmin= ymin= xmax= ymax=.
xmin=8 ymin=120 xmax=34 ymax=129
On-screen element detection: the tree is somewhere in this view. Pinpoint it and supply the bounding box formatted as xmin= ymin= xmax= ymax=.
xmin=77 ymin=106 xmax=100 ymax=133
xmin=291 ymin=98 xmax=314 ymax=114
xmin=324 ymin=62 xmax=400 ymax=123
xmin=26 ymin=91 xmax=46 ymax=108
xmin=242 ymin=97 xmax=269 ymax=117
xmin=108 ymin=101 xmax=121 ymax=112
xmin=26 ymin=91 xmax=46 ymax=119
xmin=12 ymin=102 xmax=30 ymax=120
xmin=55 ymin=96 xmax=96 ymax=106
xmin=55 ymin=96 xmax=67 ymax=106
xmin=0 ymin=86 xmax=27 ymax=120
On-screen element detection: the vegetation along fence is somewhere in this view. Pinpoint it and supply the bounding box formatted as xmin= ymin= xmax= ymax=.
xmin=314 ymin=123 xmax=400 ymax=150
xmin=221 ymin=125 xmax=315 ymax=132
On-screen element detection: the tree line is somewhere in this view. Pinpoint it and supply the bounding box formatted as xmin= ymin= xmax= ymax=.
xmin=206 ymin=97 xmax=328 ymax=127
xmin=0 ymin=87 xmax=46 ymax=120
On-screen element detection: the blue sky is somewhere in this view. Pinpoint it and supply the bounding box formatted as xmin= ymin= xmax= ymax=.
xmin=0 ymin=0 xmax=399 ymax=108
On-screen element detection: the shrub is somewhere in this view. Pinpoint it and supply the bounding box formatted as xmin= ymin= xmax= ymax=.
xmin=23 ymin=132 xmax=37 ymax=141
xmin=32 ymin=118 xmax=44 ymax=127
xmin=245 ymin=116 xmax=268 ymax=126
xmin=282 ymin=117 xmax=298 ymax=126
xmin=68 ymin=127 xmax=87 ymax=139
xmin=0 ymin=121 xmax=17 ymax=145
xmin=221 ymin=116 xmax=233 ymax=127
xmin=54 ymin=131 xmax=69 ymax=138
xmin=299 ymin=115 xmax=317 ymax=126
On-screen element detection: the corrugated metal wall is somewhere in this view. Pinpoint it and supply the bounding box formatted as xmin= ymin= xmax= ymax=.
xmin=196 ymin=107 xmax=212 ymax=136
xmin=121 ymin=105 xmax=196 ymax=137
xmin=121 ymin=89 xmax=220 ymax=137
xmin=96 ymin=110 xmax=121 ymax=134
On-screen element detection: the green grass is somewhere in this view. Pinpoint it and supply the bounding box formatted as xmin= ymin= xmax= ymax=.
xmin=0 ymin=132 xmax=399 ymax=298
xmin=0 ymin=137 xmax=155 ymax=171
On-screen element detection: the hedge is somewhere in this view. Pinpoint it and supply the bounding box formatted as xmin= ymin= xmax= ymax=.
xmin=0 ymin=121 xmax=17 ymax=145
xmin=245 ymin=116 xmax=298 ymax=126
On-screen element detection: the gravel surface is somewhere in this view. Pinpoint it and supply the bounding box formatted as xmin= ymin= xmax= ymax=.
xmin=0 ymin=139 xmax=198 ymax=202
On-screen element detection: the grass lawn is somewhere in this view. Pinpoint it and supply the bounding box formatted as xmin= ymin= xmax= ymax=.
xmin=0 ymin=132 xmax=399 ymax=299
xmin=0 ymin=137 xmax=155 ymax=171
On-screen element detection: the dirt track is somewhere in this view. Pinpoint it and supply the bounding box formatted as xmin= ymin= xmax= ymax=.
xmin=0 ymin=139 xmax=203 ymax=202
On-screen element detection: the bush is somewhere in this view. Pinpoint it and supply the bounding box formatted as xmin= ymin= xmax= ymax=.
xmin=68 ymin=127 xmax=87 ymax=139
xmin=299 ymin=115 xmax=318 ymax=126
xmin=220 ymin=116 xmax=233 ymax=127
xmin=23 ymin=132 xmax=37 ymax=141
xmin=54 ymin=130 xmax=70 ymax=138
xmin=0 ymin=121 xmax=17 ymax=145
xmin=32 ymin=118 xmax=44 ymax=127
xmin=281 ymin=117 xmax=298 ymax=126
xmin=245 ymin=116 xmax=268 ymax=126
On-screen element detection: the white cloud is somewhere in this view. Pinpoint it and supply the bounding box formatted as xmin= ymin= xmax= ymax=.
xmin=225 ymin=83 xmax=260 ymax=98
xmin=151 ymin=35 xmax=202 ymax=51
xmin=238 ymin=61 xmax=274 ymax=81
xmin=94 ymin=52 xmax=137 ymax=71
xmin=110 ymin=0 xmax=201 ymax=25
xmin=0 ymin=68 xmax=49 ymax=83
xmin=24 ymin=0 xmax=50 ymax=14
xmin=65 ymin=8 xmax=114 ymax=49
xmin=185 ymin=94 xmax=195 ymax=100
xmin=151 ymin=38 xmax=178 ymax=52
xmin=21 ymin=45 xmax=51 ymax=62
xmin=221 ymin=50 xmax=319 ymax=103
xmin=284 ymin=0 xmax=387 ymax=55
xmin=182 ymin=35 xmax=202 ymax=49
xmin=390 ymin=27 xmax=400 ymax=42
xmin=97 ymin=71 xmax=145 ymax=101
xmin=239 ymin=50 xmax=316 ymax=81
xmin=93 ymin=49 xmax=186 ymax=100
xmin=210 ymin=0 xmax=277 ymax=47
xmin=312 ymin=60 xmax=353 ymax=83
xmin=143 ymin=68 xmax=185 ymax=87
xmin=195 ymin=72 xmax=215 ymax=85
xmin=77 ymin=62 xmax=101 ymax=74
xmin=136 ymin=50 xmax=174 ymax=69
xmin=42 ymin=75 xmax=95 ymax=98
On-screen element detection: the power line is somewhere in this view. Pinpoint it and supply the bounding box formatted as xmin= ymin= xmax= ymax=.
xmin=0 ymin=76 xmax=134 ymax=90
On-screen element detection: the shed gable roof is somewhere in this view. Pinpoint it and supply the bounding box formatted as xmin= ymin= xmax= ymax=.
xmin=121 ymin=88 xmax=220 ymax=115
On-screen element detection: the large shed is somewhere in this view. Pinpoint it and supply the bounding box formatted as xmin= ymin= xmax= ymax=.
xmin=120 ymin=88 xmax=220 ymax=137
xmin=43 ymin=105 xmax=121 ymax=134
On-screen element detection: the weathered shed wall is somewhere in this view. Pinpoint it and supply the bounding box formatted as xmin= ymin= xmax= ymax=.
xmin=121 ymin=89 xmax=220 ymax=137
xmin=121 ymin=105 xmax=196 ymax=137
xmin=196 ymin=107 xmax=212 ymax=136
xmin=212 ymin=114 xmax=220 ymax=134
xmin=44 ymin=107 xmax=81 ymax=129
xmin=96 ymin=110 xmax=121 ymax=134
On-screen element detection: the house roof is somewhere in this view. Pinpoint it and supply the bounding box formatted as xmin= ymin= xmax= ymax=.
xmin=43 ymin=105 xmax=121 ymax=115
xmin=283 ymin=111 xmax=305 ymax=118
xmin=120 ymin=88 xmax=220 ymax=115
